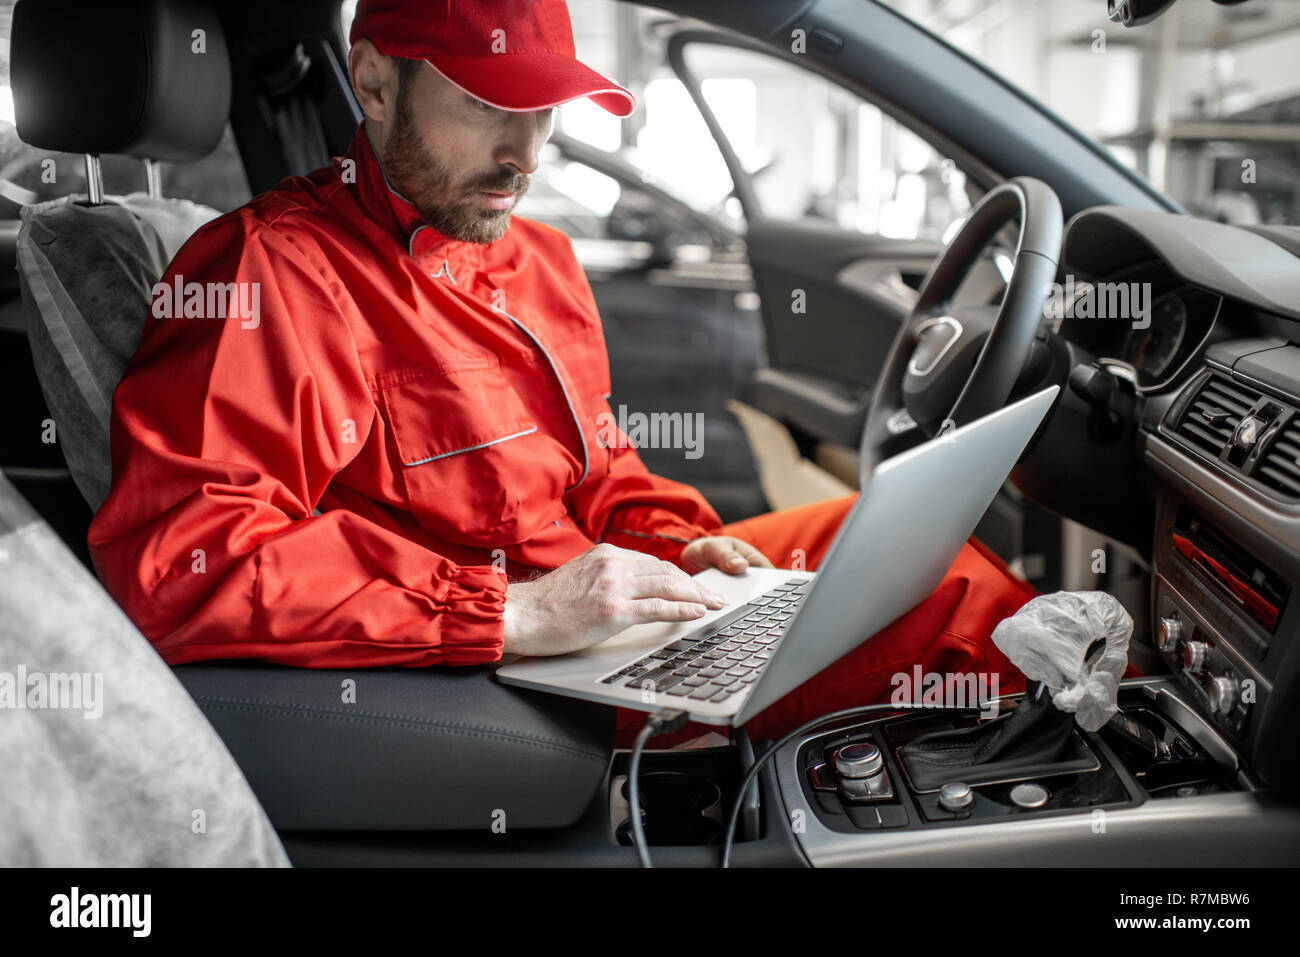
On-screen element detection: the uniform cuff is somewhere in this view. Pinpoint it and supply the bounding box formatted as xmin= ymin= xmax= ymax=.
xmin=433 ymin=563 xmax=508 ymax=665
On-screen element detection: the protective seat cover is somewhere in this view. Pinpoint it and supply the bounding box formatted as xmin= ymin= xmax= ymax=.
xmin=16 ymin=193 xmax=218 ymax=509
xmin=0 ymin=471 xmax=288 ymax=866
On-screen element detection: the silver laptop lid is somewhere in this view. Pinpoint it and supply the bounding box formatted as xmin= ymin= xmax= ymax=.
xmin=734 ymin=385 xmax=1058 ymax=725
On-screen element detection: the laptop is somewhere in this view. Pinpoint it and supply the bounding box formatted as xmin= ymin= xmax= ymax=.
xmin=496 ymin=385 xmax=1059 ymax=727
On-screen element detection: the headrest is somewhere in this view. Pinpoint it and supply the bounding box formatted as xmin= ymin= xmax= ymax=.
xmin=11 ymin=0 xmax=231 ymax=162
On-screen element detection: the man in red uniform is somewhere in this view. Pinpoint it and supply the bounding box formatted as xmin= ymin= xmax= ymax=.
xmin=88 ymin=0 xmax=1033 ymax=747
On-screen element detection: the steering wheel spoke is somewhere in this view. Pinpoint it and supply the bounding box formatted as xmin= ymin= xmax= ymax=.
xmin=860 ymin=177 xmax=1063 ymax=479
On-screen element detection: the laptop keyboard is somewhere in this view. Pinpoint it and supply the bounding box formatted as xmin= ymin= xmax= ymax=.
xmin=598 ymin=578 xmax=812 ymax=704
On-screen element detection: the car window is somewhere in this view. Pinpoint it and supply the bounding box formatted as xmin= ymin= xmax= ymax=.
xmin=0 ymin=0 xmax=250 ymax=216
xmin=513 ymin=137 xmax=746 ymax=269
xmin=514 ymin=145 xmax=622 ymax=242
xmin=680 ymin=41 xmax=973 ymax=240
xmin=878 ymin=0 xmax=1299 ymax=226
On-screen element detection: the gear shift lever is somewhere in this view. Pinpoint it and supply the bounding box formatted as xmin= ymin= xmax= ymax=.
xmin=899 ymin=591 xmax=1133 ymax=791
xmin=899 ymin=681 xmax=1095 ymax=791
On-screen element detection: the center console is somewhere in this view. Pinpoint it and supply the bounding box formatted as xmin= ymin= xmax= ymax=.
xmin=1151 ymin=504 xmax=1281 ymax=742
xmin=773 ymin=679 xmax=1300 ymax=866
xmin=1146 ymin=342 xmax=1300 ymax=801
xmin=762 ymin=339 xmax=1300 ymax=866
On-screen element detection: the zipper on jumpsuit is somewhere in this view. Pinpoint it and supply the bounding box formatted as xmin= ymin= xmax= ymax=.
xmin=409 ymin=224 xmax=591 ymax=493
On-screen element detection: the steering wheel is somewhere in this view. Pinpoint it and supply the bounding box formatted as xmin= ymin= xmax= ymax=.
xmin=859 ymin=176 xmax=1063 ymax=479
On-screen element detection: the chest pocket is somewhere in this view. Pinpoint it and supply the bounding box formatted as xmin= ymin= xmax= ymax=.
xmin=555 ymin=329 xmax=613 ymax=450
xmin=378 ymin=364 xmax=567 ymax=546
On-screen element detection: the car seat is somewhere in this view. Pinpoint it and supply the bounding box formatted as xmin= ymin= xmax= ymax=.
xmin=9 ymin=0 xmax=614 ymax=835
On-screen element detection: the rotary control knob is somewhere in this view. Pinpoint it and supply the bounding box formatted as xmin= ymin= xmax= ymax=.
xmin=1182 ymin=640 xmax=1210 ymax=674
xmin=938 ymin=782 xmax=973 ymax=812
xmin=833 ymin=742 xmax=883 ymax=779
xmin=1010 ymin=783 xmax=1050 ymax=809
xmin=1155 ymin=616 xmax=1182 ymax=653
xmin=1208 ymin=676 xmax=1239 ymax=717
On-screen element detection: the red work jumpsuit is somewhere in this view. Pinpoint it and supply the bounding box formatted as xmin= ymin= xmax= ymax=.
xmin=87 ymin=124 xmax=1034 ymax=747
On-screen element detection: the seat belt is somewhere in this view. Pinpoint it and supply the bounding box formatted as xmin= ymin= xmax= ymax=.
xmin=261 ymin=43 xmax=332 ymax=175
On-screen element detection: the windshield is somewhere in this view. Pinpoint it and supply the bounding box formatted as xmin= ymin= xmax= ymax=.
xmin=880 ymin=0 xmax=1300 ymax=226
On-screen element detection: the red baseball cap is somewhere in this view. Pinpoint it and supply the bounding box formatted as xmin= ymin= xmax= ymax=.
xmin=349 ymin=0 xmax=636 ymax=117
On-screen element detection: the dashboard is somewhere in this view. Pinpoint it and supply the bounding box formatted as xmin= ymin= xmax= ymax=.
xmin=1053 ymin=277 xmax=1221 ymax=390
xmin=1019 ymin=204 xmax=1300 ymax=800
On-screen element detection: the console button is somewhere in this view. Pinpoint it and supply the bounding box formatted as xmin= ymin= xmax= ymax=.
xmin=815 ymin=792 xmax=844 ymax=816
xmin=938 ymin=782 xmax=974 ymax=812
xmin=1182 ymin=640 xmax=1210 ymax=674
xmin=878 ymin=805 xmax=909 ymax=828
xmin=845 ymin=805 xmax=882 ymax=830
xmin=1155 ymin=616 xmax=1182 ymax=652
xmin=807 ymin=762 xmax=837 ymax=792
xmin=1208 ymin=676 xmax=1239 ymax=717
xmin=1010 ymin=783 xmax=1049 ymax=809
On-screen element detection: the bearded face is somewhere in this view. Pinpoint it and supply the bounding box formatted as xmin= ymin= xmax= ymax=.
xmin=382 ymin=68 xmax=533 ymax=245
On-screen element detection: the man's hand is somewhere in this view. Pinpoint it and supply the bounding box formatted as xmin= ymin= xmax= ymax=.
xmin=502 ymin=543 xmax=727 ymax=657
xmin=680 ymin=536 xmax=774 ymax=576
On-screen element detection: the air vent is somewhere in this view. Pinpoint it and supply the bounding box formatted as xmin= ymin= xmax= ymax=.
xmin=1172 ymin=373 xmax=1261 ymax=459
xmin=1257 ymin=420 xmax=1300 ymax=498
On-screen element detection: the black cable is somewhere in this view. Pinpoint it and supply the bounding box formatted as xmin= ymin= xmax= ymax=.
xmin=721 ymin=703 xmax=924 ymax=868
xmin=627 ymin=722 xmax=656 ymax=869
xmin=628 ymin=708 xmax=689 ymax=868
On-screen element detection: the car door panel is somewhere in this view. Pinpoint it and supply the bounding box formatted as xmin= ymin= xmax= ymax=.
xmin=664 ymin=31 xmax=976 ymax=448
xmin=744 ymin=218 xmax=939 ymax=443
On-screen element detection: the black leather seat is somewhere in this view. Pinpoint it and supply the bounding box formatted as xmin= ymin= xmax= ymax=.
xmin=12 ymin=0 xmax=615 ymax=831
xmin=175 ymin=662 xmax=613 ymax=830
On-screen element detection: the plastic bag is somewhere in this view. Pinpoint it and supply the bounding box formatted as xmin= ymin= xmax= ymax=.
xmin=991 ymin=591 xmax=1133 ymax=732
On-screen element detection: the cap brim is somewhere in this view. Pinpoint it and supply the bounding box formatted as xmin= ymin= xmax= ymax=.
xmin=427 ymin=52 xmax=636 ymax=117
